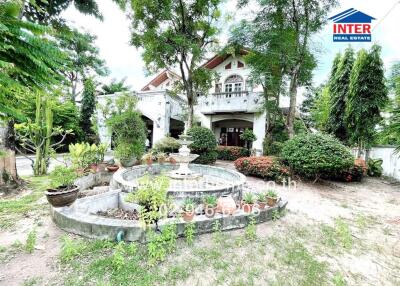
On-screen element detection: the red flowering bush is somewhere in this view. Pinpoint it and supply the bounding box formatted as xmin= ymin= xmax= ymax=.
xmin=217 ymin=146 xmax=250 ymax=161
xmin=333 ymin=159 xmax=367 ymax=182
xmin=234 ymin=156 xmax=289 ymax=183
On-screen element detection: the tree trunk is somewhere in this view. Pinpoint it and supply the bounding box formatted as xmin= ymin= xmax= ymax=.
xmin=0 ymin=121 xmax=19 ymax=184
xmin=287 ymin=69 xmax=299 ymax=138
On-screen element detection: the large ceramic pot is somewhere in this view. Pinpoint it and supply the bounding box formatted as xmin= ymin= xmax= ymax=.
xmin=45 ymin=186 xmax=79 ymax=207
xmin=120 ymin=157 xmax=137 ymax=168
xmin=216 ymin=195 xmax=237 ymax=215
xmin=106 ymin=165 xmax=119 ymax=172
xmin=267 ymin=197 xmax=278 ymax=207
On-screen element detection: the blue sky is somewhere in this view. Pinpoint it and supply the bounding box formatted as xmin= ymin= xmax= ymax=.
xmin=62 ymin=0 xmax=400 ymax=100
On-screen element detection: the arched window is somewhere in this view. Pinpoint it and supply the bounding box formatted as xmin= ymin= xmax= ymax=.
xmin=224 ymin=74 xmax=243 ymax=94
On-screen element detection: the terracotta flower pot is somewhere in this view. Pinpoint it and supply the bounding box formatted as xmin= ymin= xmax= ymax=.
xmin=89 ymin=164 xmax=98 ymax=173
xmin=204 ymin=205 xmax=217 ymax=218
xmin=217 ymin=195 xmax=237 ymax=215
xmin=242 ymin=203 xmax=254 ymax=213
xmin=45 ymin=186 xmax=79 ymax=207
xmin=146 ymin=158 xmax=153 ymax=166
xmin=158 ymin=158 xmax=165 ymax=165
xmin=257 ymin=201 xmax=267 ymax=210
xmin=182 ymin=211 xmax=195 ymax=222
xmin=97 ymin=162 xmax=107 ymax=172
xmin=267 ymin=197 xmax=278 ymax=207
xmin=106 ymin=165 xmax=119 ymax=172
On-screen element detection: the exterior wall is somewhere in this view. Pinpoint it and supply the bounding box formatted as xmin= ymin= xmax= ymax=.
xmin=352 ymin=146 xmax=400 ymax=180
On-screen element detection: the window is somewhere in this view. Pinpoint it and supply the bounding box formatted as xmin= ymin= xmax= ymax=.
xmin=224 ymin=74 xmax=244 ymax=95
xmin=238 ymin=61 xmax=244 ymax=68
xmin=215 ymin=83 xmax=222 ymax=93
xmin=225 ymin=62 xmax=232 ymax=69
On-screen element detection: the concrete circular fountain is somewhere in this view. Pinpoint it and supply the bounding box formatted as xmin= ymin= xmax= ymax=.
xmin=51 ymin=133 xmax=288 ymax=242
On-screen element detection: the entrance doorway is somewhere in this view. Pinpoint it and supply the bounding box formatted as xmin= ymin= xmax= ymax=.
xmin=213 ymin=119 xmax=253 ymax=147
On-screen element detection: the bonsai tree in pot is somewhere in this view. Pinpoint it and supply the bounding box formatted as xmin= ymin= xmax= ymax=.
xmin=240 ymin=129 xmax=257 ymax=151
xmin=181 ymin=198 xmax=196 ymax=222
xmin=45 ymin=166 xmax=79 ymax=207
xmin=266 ymin=190 xmax=278 ymax=207
xmin=242 ymin=192 xmax=255 ymax=213
xmin=203 ymin=195 xmax=217 ymax=218
xmin=256 ymin=192 xmax=267 ymax=209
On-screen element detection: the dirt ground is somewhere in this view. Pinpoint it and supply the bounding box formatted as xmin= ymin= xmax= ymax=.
xmin=0 ymin=161 xmax=399 ymax=286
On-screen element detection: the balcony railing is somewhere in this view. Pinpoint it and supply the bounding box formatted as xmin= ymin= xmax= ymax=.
xmin=198 ymin=91 xmax=262 ymax=114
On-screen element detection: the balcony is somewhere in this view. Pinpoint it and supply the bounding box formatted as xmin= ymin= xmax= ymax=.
xmin=197 ymin=91 xmax=262 ymax=114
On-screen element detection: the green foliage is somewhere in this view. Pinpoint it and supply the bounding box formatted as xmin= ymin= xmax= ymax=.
xmin=311 ymin=86 xmax=331 ymax=131
xmin=240 ymin=128 xmax=257 ymax=142
xmin=266 ymin=190 xmax=278 ymax=199
xmin=184 ymin=222 xmax=196 ymax=246
xmin=245 ymin=216 xmax=257 ymax=241
xmin=187 ymin=126 xmax=217 ymax=164
xmin=367 ymin=159 xmax=383 ymax=177
xmin=25 ymin=229 xmax=37 ymax=253
xmin=129 ymin=0 xmax=221 ymax=126
xmin=256 ymin=192 xmax=266 ymax=202
xmin=243 ymin=193 xmax=255 ymax=204
xmin=49 ymin=166 xmax=78 ymax=188
xmin=203 ymin=195 xmax=217 ymax=208
xmin=100 ymin=78 xmax=131 ymax=95
xmin=147 ymin=223 xmax=177 ymax=265
xmin=152 ymin=137 xmax=181 ymax=154
xmin=326 ymin=48 xmax=354 ymax=142
xmin=112 ymin=242 xmax=126 ymax=271
xmin=217 ymin=146 xmax=250 ymax=161
xmin=69 ymin=142 xmax=107 ymax=169
xmin=125 ymin=175 xmax=170 ymax=227
xmin=79 ymin=78 xmax=97 ymax=143
xmin=182 ymin=198 xmax=195 ymax=212
xmin=104 ymin=95 xmax=146 ymax=161
xmin=281 ymin=133 xmax=354 ymax=180
xmin=346 ymin=45 xmax=388 ymax=150
xmin=0 ymin=1 xmax=66 ymax=121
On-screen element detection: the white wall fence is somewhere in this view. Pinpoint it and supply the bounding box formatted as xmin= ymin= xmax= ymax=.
xmin=352 ymin=146 xmax=400 ymax=181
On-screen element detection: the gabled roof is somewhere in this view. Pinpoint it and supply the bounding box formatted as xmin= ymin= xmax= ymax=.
xmin=202 ymin=48 xmax=249 ymax=69
xmin=141 ymin=70 xmax=181 ymax=91
xmin=329 ymin=8 xmax=376 ymax=23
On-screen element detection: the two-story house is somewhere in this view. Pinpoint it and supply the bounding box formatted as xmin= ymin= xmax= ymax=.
xmin=97 ymin=49 xmax=285 ymax=152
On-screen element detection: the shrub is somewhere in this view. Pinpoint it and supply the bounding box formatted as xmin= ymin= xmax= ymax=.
xmin=367 ymin=158 xmax=383 ymax=177
xmin=49 ymin=166 xmax=78 ymax=189
xmin=187 ymin=126 xmax=217 ymax=164
xmin=217 ymin=146 xmax=250 ymax=161
xmin=263 ymin=137 xmax=284 ymax=156
xmin=281 ymin=133 xmax=354 ymax=180
xmin=153 ymin=136 xmax=181 ymax=153
xmin=69 ymin=142 xmax=107 ymax=169
xmin=333 ymin=159 xmax=367 ymax=182
xmin=234 ymin=156 xmax=289 ymax=183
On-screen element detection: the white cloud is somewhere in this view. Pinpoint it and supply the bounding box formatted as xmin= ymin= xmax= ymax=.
xmin=62 ymin=0 xmax=400 ymax=94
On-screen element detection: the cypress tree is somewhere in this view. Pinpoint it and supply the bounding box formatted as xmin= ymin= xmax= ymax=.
xmin=346 ymin=45 xmax=388 ymax=155
xmin=327 ymin=47 xmax=355 ymax=142
xmin=79 ymin=78 xmax=97 ymax=143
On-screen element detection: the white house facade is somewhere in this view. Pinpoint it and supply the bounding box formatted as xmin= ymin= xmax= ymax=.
xmin=97 ymin=50 xmax=289 ymax=153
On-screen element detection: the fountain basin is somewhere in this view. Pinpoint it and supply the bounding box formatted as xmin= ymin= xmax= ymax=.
xmin=110 ymin=163 xmax=246 ymax=204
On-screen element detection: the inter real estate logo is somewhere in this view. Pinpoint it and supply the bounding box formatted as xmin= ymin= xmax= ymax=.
xmin=329 ymin=8 xmax=376 ymax=42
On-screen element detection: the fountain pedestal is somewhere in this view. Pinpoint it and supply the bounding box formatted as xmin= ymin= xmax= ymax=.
xmin=168 ymin=134 xmax=202 ymax=180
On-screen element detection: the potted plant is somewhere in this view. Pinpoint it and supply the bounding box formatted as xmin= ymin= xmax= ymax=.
xmin=142 ymin=152 xmax=153 ymax=166
xmin=256 ymin=192 xmax=267 ymax=210
xmin=203 ymin=195 xmax=217 ymax=218
xmin=266 ymin=190 xmax=278 ymax=207
xmin=181 ymin=198 xmax=196 ymax=222
xmin=242 ymin=193 xmax=255 ymax=213
xmin=115 ymin=142 xmax=137 ymax=167
xmin=45 ymin=166 xmax=79 ymax=207
xmin=156 ymin=152 xmax=167 ymax=164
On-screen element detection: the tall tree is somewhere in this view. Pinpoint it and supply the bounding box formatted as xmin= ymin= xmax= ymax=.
xmin=128 ymin=0 xmax=221 ymax=128
xmin=58 ymin=28 xmax=108 ymax=102
xmin=237 ymin=0 xmax=336 ymax=138
xmin=346 ymin=45 xmax=388 ymax=156
xmin=79 ymin=78 xmax=97 ymax=143
xmin=0 ymin=0 xmax=66 ymax=183
xmin=327 ymin=47 xmax=355 ymax=142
